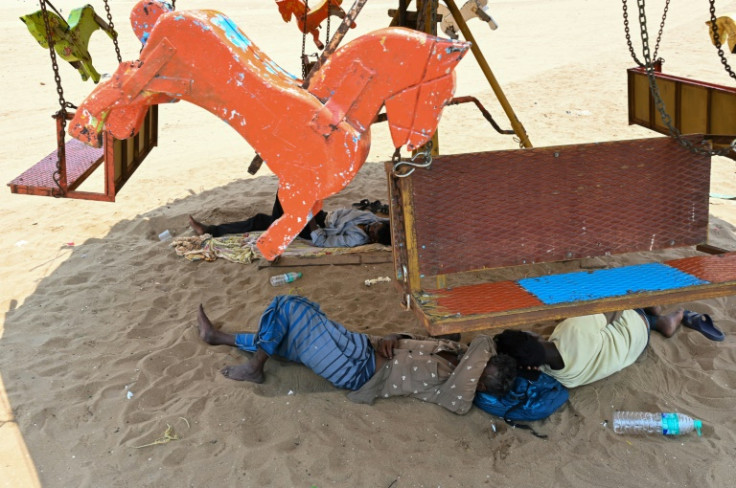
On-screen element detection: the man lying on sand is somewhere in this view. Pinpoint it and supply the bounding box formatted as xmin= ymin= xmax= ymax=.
xmin=494 ymin=307 xmax=689 ymax=388
xmin=197 ymin=295 xmax=517 ymax=414
xmin=189 ymin=196 xmax=391 ymax=247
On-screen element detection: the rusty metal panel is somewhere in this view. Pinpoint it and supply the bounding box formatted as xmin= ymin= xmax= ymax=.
xmin=7 ymin=138 xmax=103 ymax=196
xmin=667 ymin=253 xmax=736 ymax=283
xmin=407 ymin=136 xmax=710 ymax=276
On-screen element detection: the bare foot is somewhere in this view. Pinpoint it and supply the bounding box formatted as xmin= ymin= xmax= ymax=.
xmin=221 ymin=363 xmax=265 ymax=383
xmin=652 ymin=308 xmax=685 ymax=338
xmin=189 ymin=215 xmax=208 ymax=236
xmin=197 ymin=304 xmax=217 ymax=344
xmin=197 ymin=304 xmax=236 ymax=346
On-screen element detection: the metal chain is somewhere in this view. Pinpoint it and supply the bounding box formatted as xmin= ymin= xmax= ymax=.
xmin=325 ymin=0 xmax=331 ymax=44
xmin=103 ymin=0 xmax=122 ymax=63
xmin=623 ymin=0 xmax=669 ymax=67
xmin=637 ymin=0 xmax=735 ymax=157
xmin=301 ymin=0 xmax=309 ymax=79
xmin=39 ymin=0 xmax=69 ymax=196
xmin=171 ymin=0 xmax=176 ymax=9
xmin=708 ymin=0 xmax=736 ymax=81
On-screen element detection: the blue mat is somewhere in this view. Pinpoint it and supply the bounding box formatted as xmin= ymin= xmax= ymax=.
xmin=518 ymin=263 xmax=707 ymax=305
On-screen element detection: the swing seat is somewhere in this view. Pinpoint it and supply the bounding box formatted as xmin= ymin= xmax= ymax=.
xmin=7 ymin=106 xmax=157 ymax=201
xmin=8 ymin=138 xmax=103 ymax=196
xmin=628 ymin=65 xmax=736 ymax=160
xmin=386 ymin=135 xmax=736 ymax=335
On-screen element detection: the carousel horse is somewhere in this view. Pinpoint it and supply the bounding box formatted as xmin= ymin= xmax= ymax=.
xmin=21 ymin=4 xmax=116 ymax=83
xmin=69 ymin=0 xmax=469 ymax=260
xmin=706 ymin=15 xmax=736 ymax=54
xmin=276 ymin=0 xmax=355 ymax=50
xmin=437 ymin=0 xmax=498 ymax=40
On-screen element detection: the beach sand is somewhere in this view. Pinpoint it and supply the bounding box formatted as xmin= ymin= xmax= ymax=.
xmin=1 ymin=0 xmax=736 ymax=486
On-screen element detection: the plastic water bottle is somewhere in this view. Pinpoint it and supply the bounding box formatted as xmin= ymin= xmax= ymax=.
xmin=612 ymin=411 xmax=702 ymax=436
xmin=269 ymin=272 xmax=302 ymax=287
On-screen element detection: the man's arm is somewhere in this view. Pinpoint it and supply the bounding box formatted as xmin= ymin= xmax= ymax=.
xmin=433 ymin=335 xmax=495 ymax=415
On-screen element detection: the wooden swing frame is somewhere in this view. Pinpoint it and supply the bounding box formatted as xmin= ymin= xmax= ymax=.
xmin=382 ymin=1 xmax=736 ymax=335
xmin=7 ymin=0 xmax=158 ymax=202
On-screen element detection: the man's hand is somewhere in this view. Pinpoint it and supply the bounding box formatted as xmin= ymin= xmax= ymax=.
xmin=377 ymin=334 xmax=403 ymax=359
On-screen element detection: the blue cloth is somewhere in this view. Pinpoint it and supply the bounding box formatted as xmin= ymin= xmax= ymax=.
xmin=474 ymin=372 xmax=569 ymax=421
xmin=234 ymin=295 xmax=375 ymax=390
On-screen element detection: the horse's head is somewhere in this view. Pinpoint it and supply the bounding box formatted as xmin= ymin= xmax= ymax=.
xmin=275 ymin=0 xmax=300 ymax=23
xmin=131 ymin=0 xmax=174 ymax=46
xmin=69 ymin=62 xmax=160 ymax=147
xmin=384 ymin=36 xmax=470 ymax=151
xmin=20 ymin=10 xmax=68 ymax=48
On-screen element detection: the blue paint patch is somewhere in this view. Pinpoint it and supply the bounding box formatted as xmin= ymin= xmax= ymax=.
xmin=518 ymin=263 xmax=707 ymax=305
xmin=193 ymin=20 xmax=213 ymax=32
xmin=141 ymin=32 xmax=150 ymax=45
xmin=265 ymin=59 xmax=297 ymax=80
xmin=211 ymin=14 xmax=251 ymax=51
xmin=174 ymin=15 xmax=185 ymax=21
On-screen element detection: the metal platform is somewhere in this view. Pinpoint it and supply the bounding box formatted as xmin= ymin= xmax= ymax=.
xmin=8 ymin=138 xmax=103 ymax=196
xmin=386 ymin=135 xmax=734 ymax=335
xmin=8 ymin=106 xmax=157 ymax=201
xmin=415 ymin=252 xmax=736 ymax=335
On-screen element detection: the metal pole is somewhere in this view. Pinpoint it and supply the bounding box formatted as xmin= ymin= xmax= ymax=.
xmin=443 ymin=0 xmax=532 ymax=148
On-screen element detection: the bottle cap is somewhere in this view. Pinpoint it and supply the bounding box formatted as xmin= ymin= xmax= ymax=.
xmin=694 ymin=420 xmax=703 ymax=437
xmin=296 ymin=272 xmax=303 ymax=278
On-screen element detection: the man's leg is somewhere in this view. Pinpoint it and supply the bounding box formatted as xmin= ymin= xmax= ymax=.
xmin=189 ymin=196 xmax=283 ymax=237
xmin=643 ymin=306 xmax=684 ymax=338
xmin=197 ymin=304 xmax=267 ymax=383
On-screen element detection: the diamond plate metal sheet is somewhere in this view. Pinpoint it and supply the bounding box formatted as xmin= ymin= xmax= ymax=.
xmin=518 ymin=263 xmax=706 ymax=305
xmin=408 ymin=136 xmax=710 ymax=276
xmin=430 ymin=281 xmax=543 ymax=316
xmin=8 ymin=139 xmax=103 ymax=189
xmin=666 ymin=252 xmax=736 ymax=283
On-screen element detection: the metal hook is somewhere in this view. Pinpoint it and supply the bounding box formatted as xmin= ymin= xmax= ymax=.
xmin=392 ymin=143 xmax=433 ymax=178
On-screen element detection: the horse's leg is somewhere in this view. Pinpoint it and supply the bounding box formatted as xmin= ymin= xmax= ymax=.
xmin=309 ymin=28 xmax=325 ymax=50
xmin=256 ymin=188 xmax=317 ymax=261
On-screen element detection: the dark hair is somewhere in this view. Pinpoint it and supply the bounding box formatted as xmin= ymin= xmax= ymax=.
xmin=376 ymin=222 xmax=392 ymax=246
xmin=480 ymin=354 xmax=517 ymax=397
xmin=494 ymin=330 xmax=546 ymax=369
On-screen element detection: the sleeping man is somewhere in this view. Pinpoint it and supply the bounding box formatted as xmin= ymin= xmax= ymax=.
xmin=196 ymin=295 xmax=517 ymax=414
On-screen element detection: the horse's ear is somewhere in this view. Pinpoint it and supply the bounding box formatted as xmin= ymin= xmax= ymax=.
xmin=385 ymin=86 xmax=419 ymax=149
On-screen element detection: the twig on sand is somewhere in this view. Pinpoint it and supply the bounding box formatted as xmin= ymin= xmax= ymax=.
xmin=131 ymin=424 xmax=179 ymax=449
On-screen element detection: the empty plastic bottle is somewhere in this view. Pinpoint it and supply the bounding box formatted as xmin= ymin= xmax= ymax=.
xmin=612 ymin=411 xmax=702 ymax=436
xmin=269 ymin=272 xmax=302 ymax=287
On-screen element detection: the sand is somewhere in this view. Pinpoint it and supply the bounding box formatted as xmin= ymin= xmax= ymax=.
xmin=1 ymin=0 xmax=736 ymax=486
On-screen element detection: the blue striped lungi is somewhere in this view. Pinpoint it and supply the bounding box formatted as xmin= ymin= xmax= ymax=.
xmin=234 ymin=295 xmax=375 ymax=390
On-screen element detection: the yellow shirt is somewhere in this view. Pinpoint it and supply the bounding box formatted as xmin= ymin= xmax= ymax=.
xmin=540 ymin=310 xmax=648 ymax=388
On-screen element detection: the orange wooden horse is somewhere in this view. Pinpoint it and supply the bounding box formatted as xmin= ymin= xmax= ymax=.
xmin=69 ymin=1 xmax=469 ymax=260
xmin=275 ymin=0 xmax=355 ymax=49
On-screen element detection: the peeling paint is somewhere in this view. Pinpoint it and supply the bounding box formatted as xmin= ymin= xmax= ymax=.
xmin=69 ymin=4 xmax=468 ymax=260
